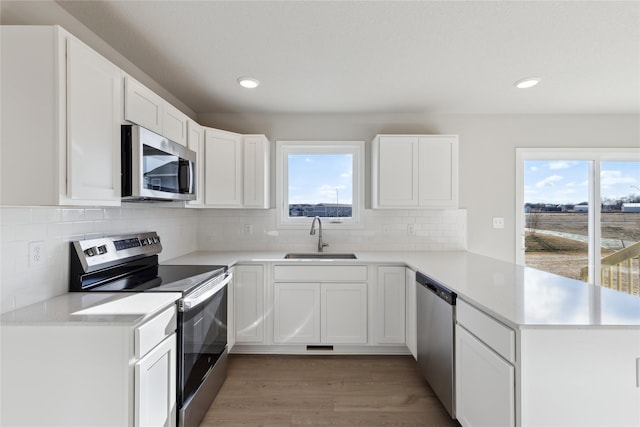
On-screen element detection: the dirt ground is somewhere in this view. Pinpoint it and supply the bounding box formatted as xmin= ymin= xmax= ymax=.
xmin=527 ymin=212 xmax=640 ymax=241
xmin=524 ymin=213 xmax=639 ymax=290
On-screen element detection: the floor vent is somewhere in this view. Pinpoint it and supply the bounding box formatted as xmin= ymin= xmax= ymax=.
xmin=306 ymin=345 xmax=334 ymax=351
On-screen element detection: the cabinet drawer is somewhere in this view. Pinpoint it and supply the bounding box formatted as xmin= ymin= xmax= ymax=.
xmin=457 ymin=299 xmax=515 ymax=363
xmin=273 ymin=265 xmax=367 ymax=282
xmin=135 ymin=306 xmax=177 ymax=359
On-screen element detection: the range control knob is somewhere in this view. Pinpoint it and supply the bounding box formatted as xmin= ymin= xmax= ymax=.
xmin=83 ymin=247 xmax=96 ymax=257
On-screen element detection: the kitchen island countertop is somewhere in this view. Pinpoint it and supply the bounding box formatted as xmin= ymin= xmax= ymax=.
xmin=164 ymin=250 xmax=640 ymax=329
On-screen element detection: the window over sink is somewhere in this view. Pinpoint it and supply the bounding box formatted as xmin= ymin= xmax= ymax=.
xmin=276 ymin=141 xmax=364 ymax=229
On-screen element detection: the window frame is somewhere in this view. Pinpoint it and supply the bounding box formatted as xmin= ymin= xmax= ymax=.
xmin=515 ymin=147 xmax=640 ymax=285
xmin=276 ymin=140 xmax=365 ymax=230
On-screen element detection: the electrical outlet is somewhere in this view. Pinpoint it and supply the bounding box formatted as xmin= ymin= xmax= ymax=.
xmin=382 ymin=224 xmax=391 ymax=234
xmin=29 ymin=241 xmax=45 ymax=266
xmin=407 ymin=224 xmax=416 ymax=235
xmin=244 ymin=224 xmax=253 ymax=235
xmin=492 ymin=217 xmax=505 ymax=229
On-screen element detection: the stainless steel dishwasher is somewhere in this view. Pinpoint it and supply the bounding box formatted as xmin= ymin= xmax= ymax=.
xmin=416 ymin=271 xmax=457 ymax=419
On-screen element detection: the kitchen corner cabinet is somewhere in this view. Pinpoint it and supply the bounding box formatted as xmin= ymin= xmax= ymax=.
xmin=272 ymin=265 xmax=368 ymax=345
xmin=233 ymin=264 xmax=266 ymax=344
xmin=1 ymin=25 xmax=122 ymax=206
xmin=1 ymin=304 xmax=178 ymax=427
xmin=203 ymin=128 xmax=270 ymax=208
xmin=124 ymin=75 xmax=189 ymax=146
xmin=371 ymin=134 xmax=458 ymax=208
xmin=376 ymin=266 xmax=406 ymax=344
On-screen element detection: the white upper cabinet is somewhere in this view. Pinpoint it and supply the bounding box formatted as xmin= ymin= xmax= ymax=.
xmin=203 ymin=128 xmax=270 ymax=208
xmin=1 ymin=25 xmax=122 ymax=206
xmin=124 ymin=75 xmax=189 ymax=146
xmin=204 ymin=128 xmax=244 ymax=207
xmin=242 ymin=135 xmax=270 ymax=208
xmin=372 ymin=135 xmax=459 ymax=208
xmin=186 ymin=120 xmax=205 ymax=206
xmin=162 ymin=102 xmax=189 ymax=147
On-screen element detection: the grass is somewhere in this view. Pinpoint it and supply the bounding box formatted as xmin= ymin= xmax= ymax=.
xmin=525 ymin=233 xmax=587 ymax=253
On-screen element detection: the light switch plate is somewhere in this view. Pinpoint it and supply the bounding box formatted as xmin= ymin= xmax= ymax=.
xmin=492 ymin=217 xmax=505 ymax=229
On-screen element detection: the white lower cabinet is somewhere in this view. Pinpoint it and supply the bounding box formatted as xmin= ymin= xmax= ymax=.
xmin=233 ymin=265 xmax=266 ymax=344
xmin=273 ymin=282 xmax=368 ymax=344
xmin=135 ymin=333 xmax=177 ymax=427
xmin=376 ymin=266 xmax=406 ymax=344
xmin=321 ymin=283 xmax=368 ymax=344
xmin=272 ymin=265 xmax=369 ymax=346
xmin=405 ymin=267 xmax=417 ymax=359
xmin=455 ymin=325 xmax=515 ymax=427
xmin=0 ymin=302 xmax=178 ymax=427
xmin=455 ymin=299 xmax=515 ymax=427
xmin=273 ymin=282 xmax=321 ymax=343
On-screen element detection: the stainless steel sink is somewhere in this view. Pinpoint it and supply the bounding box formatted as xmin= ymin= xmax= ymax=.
xmin=284 ymin=253 xmax=357 ymax=259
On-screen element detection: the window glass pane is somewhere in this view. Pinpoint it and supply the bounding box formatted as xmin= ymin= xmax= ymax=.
xmin=524 ymin=160 xmax=590 ymax=281
xmin=599 ymin=161 xmax=640 ymax=294
xmin=287 ymin=153 xmax=353 ymax=218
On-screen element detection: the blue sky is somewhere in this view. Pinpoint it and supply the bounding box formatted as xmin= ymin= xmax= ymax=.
xmin=288 ymin=154 xmax=353 ymax=204
xmin=524 ymin=160 xmax=640 ymax=204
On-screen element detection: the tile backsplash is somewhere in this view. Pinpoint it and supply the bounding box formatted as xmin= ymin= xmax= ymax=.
xmin=1 ymin=206 xmax=465 ymax=314
xmin=1 ymin=205 xmax=198 ymax=314
xmin=197 ymin=208 xmax=466 ymax=252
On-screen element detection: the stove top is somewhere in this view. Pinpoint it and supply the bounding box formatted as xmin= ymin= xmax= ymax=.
xmin=69 ymin=232 xmax=227 ymax=295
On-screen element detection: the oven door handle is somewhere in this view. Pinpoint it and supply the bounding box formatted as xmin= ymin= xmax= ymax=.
xmin=179 ymin=272 xmax=232 ymax=312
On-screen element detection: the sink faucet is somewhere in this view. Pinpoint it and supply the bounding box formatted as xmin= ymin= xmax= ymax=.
xmin=309 ymin=216 xmax=329 ymax=252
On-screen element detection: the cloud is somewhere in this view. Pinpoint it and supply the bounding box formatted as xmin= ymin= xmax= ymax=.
xmin=600 ymin=170 xmax=636 ymax=187
xmin=535 ymin=175 xmax=563 ymax=188
xmin=548 ymin=161 xmax=577 ymax=170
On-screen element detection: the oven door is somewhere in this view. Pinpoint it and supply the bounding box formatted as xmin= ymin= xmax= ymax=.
xmin=178 ymin=279 xmax=228 ymax=408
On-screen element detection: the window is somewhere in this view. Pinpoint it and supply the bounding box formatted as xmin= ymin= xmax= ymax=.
xmin=276 ymin=141 xmax=365 ymax=229
xmin=516 ymin=149 xmax=640 ymax=295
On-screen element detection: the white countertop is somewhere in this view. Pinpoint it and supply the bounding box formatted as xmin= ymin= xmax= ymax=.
xmin=0 ymin=292 xmax=181 ymax=325
xmin=165 ymin=250 xmax=640 ymax=328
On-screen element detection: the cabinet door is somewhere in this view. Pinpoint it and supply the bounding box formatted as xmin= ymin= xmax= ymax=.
xmin=66 ymin=36 xmax=122 ymax=205
xmin=135 ymin=334 xmax=177 ymax=427
xmin=455 ymin=325 xmax=515 ymax=427
xmin=376 ymin=266 xmax=406 ymax=344
xmin=405 ymin=268 xmax=417 ymax=359
xmin=375 ymin=136 xmax=419 ymax=207
xmin=186 ymin=120 xmax=205 ymax=206
xmin=163 ymin=102 xmax=189 ymax=147
xmin=243 ymin=135 xmax=270 ymax=208
xmin=124 ymin=76 xmax=163 ymax=134
xmin=273 ymin=283 xmax=320 ymax=343
xmin=418 ymin=136 xmax=458 ymax=207
xmin=321 ymin=283 xmax=367 ymax=344
xmin=204 ymin=128 xmax=243 ymax=206
xmin=234 ymin=265 xmax=265 ymax=344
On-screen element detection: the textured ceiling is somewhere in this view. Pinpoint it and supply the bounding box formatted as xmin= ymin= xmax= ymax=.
xmin=56 ymin=0 xmax=640 ymax=115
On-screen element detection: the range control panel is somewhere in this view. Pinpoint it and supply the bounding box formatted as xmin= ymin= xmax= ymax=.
xmin=72 ymin=232 xmax=162 ymax=273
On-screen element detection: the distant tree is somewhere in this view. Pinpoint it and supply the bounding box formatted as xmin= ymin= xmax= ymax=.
xmin=526 ymin=211 xmax=540 ymax=234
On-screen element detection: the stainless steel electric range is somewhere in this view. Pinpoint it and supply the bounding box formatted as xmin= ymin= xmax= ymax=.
xmin=70 ymin=231 xmax=230 ymax=427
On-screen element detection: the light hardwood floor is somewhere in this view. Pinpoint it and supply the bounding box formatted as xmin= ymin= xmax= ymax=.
xmin=201 ymin=354 xmax=459 ymax=427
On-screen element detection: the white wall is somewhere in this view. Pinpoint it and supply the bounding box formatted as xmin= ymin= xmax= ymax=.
xmin=199 ymin=112 xmax=640 ymax=262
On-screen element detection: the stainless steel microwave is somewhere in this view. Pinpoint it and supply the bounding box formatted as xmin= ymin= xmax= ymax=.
xmin=121 ymin=125 xmax=196 ymax=201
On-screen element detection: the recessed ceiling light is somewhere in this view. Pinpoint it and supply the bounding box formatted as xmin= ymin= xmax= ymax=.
xmin=238 ymin=77 xmax=260 ymax=89
xmin=514 ymin=77 xmax=541 ymax=89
